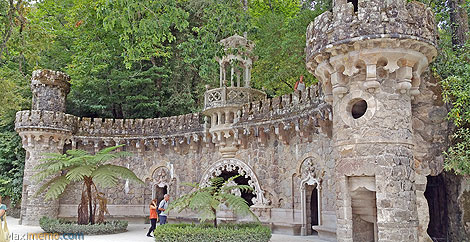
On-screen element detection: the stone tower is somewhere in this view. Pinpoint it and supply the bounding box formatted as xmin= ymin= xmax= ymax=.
xmin=203 ymin=34 xmax=266 ymax=158
xmin=306 ymin=0 xmax=437 ymax=241
xmin=15 ymin=70 xmax=75 ymax=225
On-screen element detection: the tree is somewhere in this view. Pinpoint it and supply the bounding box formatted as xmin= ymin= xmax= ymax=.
xmin=249 ymin=0 xmax=330 ymax=96
xmin=33 ymin=145 xmax=144 ymax=225
xmin=417 ymin=0 xmax=470 ymax=175
xmin=169 ymin=176 xmax=259 ymax=228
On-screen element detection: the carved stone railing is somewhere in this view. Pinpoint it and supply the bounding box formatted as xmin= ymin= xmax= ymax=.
xmin=204 ymin=87 xmax=266 ymax=110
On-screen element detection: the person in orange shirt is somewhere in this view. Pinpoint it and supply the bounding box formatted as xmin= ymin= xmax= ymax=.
xmin=146 ymin=199 xmax=158 ymax=237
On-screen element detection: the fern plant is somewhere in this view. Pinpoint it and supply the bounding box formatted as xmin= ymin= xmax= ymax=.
xmin=33 ymin=145 xmax=144 ymax=225
xmin=169 ymin=175 xmax=259 ymax=228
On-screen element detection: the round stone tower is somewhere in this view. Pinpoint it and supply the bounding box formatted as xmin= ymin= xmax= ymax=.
xmin=15 ymin=70 xmax=75 ymax=225
xmin=306 ymin=0 xmax=437 ymax=241
xmin=203 ymin=34 xmax=266 ymax=158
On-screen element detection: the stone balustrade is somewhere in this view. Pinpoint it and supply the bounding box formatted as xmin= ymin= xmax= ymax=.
xmin=204 ymin=87 xmax=266 ymax=111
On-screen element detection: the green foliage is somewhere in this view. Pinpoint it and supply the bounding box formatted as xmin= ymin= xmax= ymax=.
xmin=0 ymin=125 xmax=25 ymax=206
xmin=250 ymin=0 xmax=329 ymax=96
xmin=444 ymin=128 xmax=470 ymax=174
xmin=169 ymin=176 xmax=258 ymax=227
xmin=154 ymin=223 xmax=272 ymax=242
xmin=421 ymin=0 xmax=470 ymax=175
xmin=33 ymin=145 xmax=143 ymax=201
xmin=39 ymin=216 xmax=128 ymax=234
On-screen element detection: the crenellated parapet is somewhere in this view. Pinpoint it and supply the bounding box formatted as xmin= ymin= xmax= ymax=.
xmin=306 ymin=0 xmax=437 ymax=60
xmin=306 ymin=1 xmax=438 ymax=104
xmin=75 ymin=113 xmax=202 ymax=137
xmin=15 ymin=110 xmax=77 ymax=134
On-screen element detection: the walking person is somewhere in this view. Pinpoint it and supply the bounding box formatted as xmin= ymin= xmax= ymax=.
xmin=158 ymin=194 xmax=170 ymax=225
xmin=146 ymin=199 xmax=158 ymax=237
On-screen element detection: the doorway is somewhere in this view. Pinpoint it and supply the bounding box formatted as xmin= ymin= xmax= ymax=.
xmin=154 ymin=185 xmax=168 ymax=204
xmin=217 ymin=169 xmax=255 ymax=206
xmin=424 ymin=174 xmax=448 ymax=242
xmin=306 ymin=185 xmax=319 ymax=235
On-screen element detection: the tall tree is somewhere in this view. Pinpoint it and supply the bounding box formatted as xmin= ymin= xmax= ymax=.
xmin=449 ymin=0 xmax=469 ymax=46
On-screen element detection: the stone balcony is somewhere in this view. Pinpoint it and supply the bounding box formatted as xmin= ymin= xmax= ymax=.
xmin=203 ymin=86 xmax=266 ymax=111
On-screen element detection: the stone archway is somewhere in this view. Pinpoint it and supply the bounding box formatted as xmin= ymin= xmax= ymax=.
xmin=298 ymin=156 xmax=324 ymax=236
xmin=200 ymin=158 xmax=270 ymax=207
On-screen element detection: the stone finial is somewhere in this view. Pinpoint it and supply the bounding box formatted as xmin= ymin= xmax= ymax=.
xmin=31 ymin=69 xmax=71 ymax=112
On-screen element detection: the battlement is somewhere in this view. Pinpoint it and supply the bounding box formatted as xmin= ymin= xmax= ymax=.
xmin=238 ymin=84 xmax=325 ymax=123
xmin=306 ymin=0 xmax=437 ymax=63
xmin=15 ymin=110 xmax=77 ymax=133
xmin=75 ymin=113 xmax=202 ymax=137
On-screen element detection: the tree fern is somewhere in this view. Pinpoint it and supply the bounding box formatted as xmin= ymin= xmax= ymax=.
xmin=169 ymin=175 xmax=260 ymax=227
xmin=33 ymin=145 xmax=144 ymax=225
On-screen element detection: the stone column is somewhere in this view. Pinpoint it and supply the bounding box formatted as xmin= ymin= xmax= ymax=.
xmin=16 ymin=70 xmax=73 ymax=225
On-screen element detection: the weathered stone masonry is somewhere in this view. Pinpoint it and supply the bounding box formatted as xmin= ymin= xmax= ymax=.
xmin=15 ymin=0 xmax=469 ymax=241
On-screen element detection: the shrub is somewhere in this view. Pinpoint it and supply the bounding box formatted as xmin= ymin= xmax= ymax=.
xmin=154 ymin=223 xmax=272 ymax=242
xmin=39 ymin=216 xmax=128 ymax=235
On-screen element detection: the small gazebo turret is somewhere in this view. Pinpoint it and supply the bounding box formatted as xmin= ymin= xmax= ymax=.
xmin=203 ymin=34 xmax=266 ymax=158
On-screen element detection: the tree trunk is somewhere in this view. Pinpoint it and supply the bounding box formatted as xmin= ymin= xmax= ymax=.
xmin=449 ymin=0 xmax=469 ymax=47
xmin=212 ymin=207 xmax=217 ymax=228
xmin=77 ymin=185 xmax=89 ymax=225
xmin=85 ymin=177 xmax=94 ymax=224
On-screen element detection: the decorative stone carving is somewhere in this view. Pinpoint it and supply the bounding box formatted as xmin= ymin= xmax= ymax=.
xmin=200 ymin=158 xmax=270 ymax=207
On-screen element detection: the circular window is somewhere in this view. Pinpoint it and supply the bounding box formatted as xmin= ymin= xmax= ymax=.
xmin=351 ymin=100 xmax=367 ymax=119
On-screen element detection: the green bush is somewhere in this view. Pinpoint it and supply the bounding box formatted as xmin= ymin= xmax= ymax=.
xmin=39 ymin=216 xmax=128 ymax=235
xmin=154 ymin=223 xmax=272 ymax=242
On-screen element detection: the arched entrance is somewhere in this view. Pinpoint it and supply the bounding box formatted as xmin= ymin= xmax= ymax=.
xmin=200 ymin=158 xmax=270 ymax=207
xmin=144 ymin=164 xmax=177 ymax=207
xmin=298 ymin=156 xmax=323 ymax=236
xmin=216 ymin=168 xmax=255 ymax=206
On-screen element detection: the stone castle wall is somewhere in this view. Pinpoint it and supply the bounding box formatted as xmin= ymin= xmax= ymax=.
xmin=16 ymin=0 xmax=466 ymax=240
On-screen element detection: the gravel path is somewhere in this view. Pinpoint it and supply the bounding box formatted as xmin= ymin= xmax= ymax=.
xmin=5 ymin=216 xmax=330 ymax=242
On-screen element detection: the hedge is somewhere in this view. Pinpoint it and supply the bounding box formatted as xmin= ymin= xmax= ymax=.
xmin=39 ymin=217 xmax=128 ymax=235
xmin=154 ymin=223 xmax=272 ymax=242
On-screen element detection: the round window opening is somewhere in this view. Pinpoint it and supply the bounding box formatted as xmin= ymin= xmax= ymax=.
xmin=351 ymin=99 xmax=367 ymax=119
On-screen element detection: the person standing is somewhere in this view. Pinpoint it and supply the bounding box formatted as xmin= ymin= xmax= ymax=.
xmin=294 ymin=75 xmax=306 ymax=92
xmin=146 ymin=199 xmax=158 ymax=237
xmin=0 ymin=195 xmax=9 ymax=242
xmin=158 ymin=194 xmax=170 ymax=225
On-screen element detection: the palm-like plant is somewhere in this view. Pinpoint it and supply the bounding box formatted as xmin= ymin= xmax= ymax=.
xmin=169 ymin=175 xmax=259 ymax=228
xmin=33 ymin=145 xmax=144 ymax=225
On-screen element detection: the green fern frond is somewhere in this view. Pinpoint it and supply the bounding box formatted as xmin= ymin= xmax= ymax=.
xmin=96 ymin=145 xmax=124 ymax=155
xmin=66 ymin=165 xmax=95 ymax=182
xmin=44 ymin=176 xmax=70 ymax=200
xmin=34 ymin=175 xmax=70 ymax=200
xmin=91 ymin=170 xmax=118 ymax=188
xmin=32 ymin=169 xmax=57 ymax=182
xmin=92 ymin=164 xmax=144 ymax=186
xmin=66 ymin=149 xmax=89 ymax=157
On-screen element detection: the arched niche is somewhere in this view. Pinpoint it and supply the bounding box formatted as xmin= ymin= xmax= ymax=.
xmin=200 ymin=158 xmax=270 ymax=207
xmin=298 ymin=156 xmax=325 ymax=236
xmin=144 ymin=162 xmax=178 ymax=205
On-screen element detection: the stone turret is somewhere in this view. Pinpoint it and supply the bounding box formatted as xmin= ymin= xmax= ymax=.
xmin=15 ymin=70 xmax=74 ymax=225
xmin=306 ymin=0 xmax=437 ymax=241
xmin=203 ymin=34 xmax=266 ymax=158
xmin=31 ymin=69 xmax=71 ymax=112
